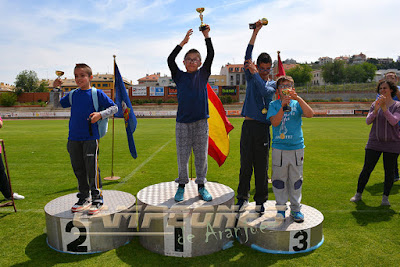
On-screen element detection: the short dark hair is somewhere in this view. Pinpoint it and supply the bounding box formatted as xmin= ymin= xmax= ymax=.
xmin=377 ymin=80 xmax=398 ymax=98
xmin=184 ymin=49 xmax=201 ymax=62
xmin=276 ymin=75 xmax=295 ymax=87
xmin=75 ymin=63 xmax=92 ymax=76
xmin=256 ymin=52 xmax=272 ymax=66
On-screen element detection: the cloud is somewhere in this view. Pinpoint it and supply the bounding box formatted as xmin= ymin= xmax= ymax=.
xmin=0 ymin=0 xmax=399 ymax=85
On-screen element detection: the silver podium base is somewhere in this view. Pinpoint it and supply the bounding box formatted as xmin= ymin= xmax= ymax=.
xmin=237 ymin=201 xmax=324 ymax=254
xmin=44 ymin=190 xmax=136 ymax=254
xmin=137 ymin=181 xmax=235 ymax=257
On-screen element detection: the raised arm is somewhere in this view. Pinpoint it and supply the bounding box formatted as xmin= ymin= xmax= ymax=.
xmin=201 ymin=25 xmax=214 ymax=73
xmin=167 ymin=29 xmax=193 ymax=78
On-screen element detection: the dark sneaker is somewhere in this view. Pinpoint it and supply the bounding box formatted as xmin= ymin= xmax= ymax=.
xmin=88 ymin=202 xmax=104 ymax=215
xmin=256 ymin=202 xmax=265 ymax=214
xmin=198 ymin=187 xmax=212 ymax=202
xmin=174 ymin=187 xmax=185 ymax=202
xmin=290 ymin=210 xmax=304 ymax=223
xmin=236 ymin=199 xmax=248 ymax=211
xmin=71 ymin=198 xmax=91 ymax=213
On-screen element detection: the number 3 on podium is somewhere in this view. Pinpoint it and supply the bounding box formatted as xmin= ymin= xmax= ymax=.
xmin=289 ymin=229 xmax=311 ymax=252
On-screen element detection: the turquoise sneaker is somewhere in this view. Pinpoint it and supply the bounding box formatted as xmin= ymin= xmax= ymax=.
xmin=198 ymin=187 xmax=212 ymax=202
xmin=276 ymin=210 xmax=286 ymax=219
xmin=290 ymin=210 xmax=304 ymax=223
xmin=174 ymin=187 xmax=185 ymax=202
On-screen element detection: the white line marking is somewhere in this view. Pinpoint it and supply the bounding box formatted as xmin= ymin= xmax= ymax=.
xmin=113 ymin=138 xmax=174 ymax=189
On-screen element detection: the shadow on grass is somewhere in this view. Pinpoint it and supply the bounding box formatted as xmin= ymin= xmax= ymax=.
xmin=0 ymin=212 xmax=13 ymax=219
xmin=116 ymin=237 xmax=314 ymax=266
xmin=351 ymin=201 xmax=396 ymax=226
xmin=364 ymin=182 xmax=400 ymax=196
xmin=12 ymin=234 xmax=99 ymax=267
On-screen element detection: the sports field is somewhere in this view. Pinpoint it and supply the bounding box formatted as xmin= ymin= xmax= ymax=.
xmin=0 ymin=117 xmax=399 ymax=266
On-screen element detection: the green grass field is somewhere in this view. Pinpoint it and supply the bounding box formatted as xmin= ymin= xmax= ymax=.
xmin=0 ymin=117 xmax=399 ymax=266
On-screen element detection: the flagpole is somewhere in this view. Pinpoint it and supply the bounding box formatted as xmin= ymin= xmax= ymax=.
xmin=104 ymin=55 xmax=121 ymax=181
xmin=190 ymin=151 xmax=194 ymax=181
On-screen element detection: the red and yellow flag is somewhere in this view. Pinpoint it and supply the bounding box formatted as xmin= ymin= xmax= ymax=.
xmin=207 ymin=83 xmax=234 ymax=166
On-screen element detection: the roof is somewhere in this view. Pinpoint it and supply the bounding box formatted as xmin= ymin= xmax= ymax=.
xmin=138 ymin=73 xmax=160 ymax=82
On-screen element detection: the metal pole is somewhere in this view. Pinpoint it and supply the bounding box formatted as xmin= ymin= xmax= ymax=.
xmin=104 ymin=55 xmax=120 ymax=181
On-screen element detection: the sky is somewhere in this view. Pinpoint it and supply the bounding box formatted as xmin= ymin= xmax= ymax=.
xmin=0 ymin=0 xmax=399 ymax=85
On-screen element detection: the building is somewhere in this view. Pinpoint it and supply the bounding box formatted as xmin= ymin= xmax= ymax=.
xmin=220 ymin=63 xmax=245 ymax=86
xmin=208 ymin=75 xmax=226 ymax=86
xmin=158 ymin=75 xmax=175 ymax=87
xmin=351 ymin=53 xmax=367 ymax=64
xmin=335 ymin=56 xmax=350 ymax=63
xmin=47 ymin=73 xmax=132 ymax=95
xmin=377 ymin=58 xmax=394 ymax=65
xmin=318 ymin=57 xmax=333 ymax=65
xmin=137 ymin=73 xmax=160 ymax=87
xmin=311 ymin=70 xmax=325 ymax=86
xmin=0 ymin=82 xmax=14 ymax=92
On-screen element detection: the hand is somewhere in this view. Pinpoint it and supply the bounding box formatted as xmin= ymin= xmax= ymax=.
xmin=244 ymin=59 xmax=258 ymax=74
xmin=289 ymin=89 xmax=298 ymax=100
xmin=281 ymin=95 xmax=291 ymax=107
xmin=180 ymin=29 xmax=193 ymax=47
xmin=202 ymin=24 xmax=210 ymax=38
xmin=254 ymin=20 xmax=263 ymax=33
xmin=53 ymin=78 xmax=62 ymax=88
xmin=374 ymin=95 xmax=385 ymax=112
xmin=89 ymin=112 xmax=102 ymax=123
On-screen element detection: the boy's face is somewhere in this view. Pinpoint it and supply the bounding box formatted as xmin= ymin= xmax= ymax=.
xmin=278 ymin=80 xmax=294 ymax=99
xmin=257 ymin=62 xmax=272 ymax=81
xmin=183 ymin=53 xmax=201 ymax=73
xmin=74 ymin=68 xmax=93 ymax=90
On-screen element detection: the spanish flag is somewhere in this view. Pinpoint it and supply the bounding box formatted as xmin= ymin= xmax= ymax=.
xmin=207 ymin=83 xmax=234 ymax=166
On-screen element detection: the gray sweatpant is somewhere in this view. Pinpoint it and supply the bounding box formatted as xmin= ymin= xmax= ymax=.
xmin=67 ymin=140 xmax=102 ymax=200
xmin=175 ymin=119 xmax=208 ymax=184
xmin=271 ymin=148 xmax=304 ymax=212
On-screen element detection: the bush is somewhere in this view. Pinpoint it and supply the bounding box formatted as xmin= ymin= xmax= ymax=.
xmin=309 ymin=99 xmax=329 ymax=102
xmin=330 ymin=97 xmax=343 ymax=102
xmin=0 ymin=93 xmax=17 ymax=107
xmin=220 ymin=95 xmax=233 ymax=104
xmin=349 ymin=98 xmax=374 ymax=102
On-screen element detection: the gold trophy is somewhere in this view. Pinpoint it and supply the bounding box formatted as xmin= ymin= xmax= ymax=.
xmin=249 ymin=17 xmax=268 ymax=29
xmin=55 ymin=70 xmax=64 ymax=91
xmin=282 ymin=88 xmax=292 ymax=112
xmin=196 ymin=7 xmax=207 ymax=31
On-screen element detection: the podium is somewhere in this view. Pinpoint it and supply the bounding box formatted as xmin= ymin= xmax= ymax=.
xmin=237 ymin=201 xmax=324 ymax=254
xmin=45 ymin=190 xmax=136 ymax=254
xmin=137 ymin=181 xmax=235 ymax=257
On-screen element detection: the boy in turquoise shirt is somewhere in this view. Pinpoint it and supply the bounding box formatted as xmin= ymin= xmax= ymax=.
xmin=266 ymin=76 xmax=313 ymax=222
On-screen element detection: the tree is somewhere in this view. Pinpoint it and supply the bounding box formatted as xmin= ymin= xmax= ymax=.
xmin=37 ymin=80 xmax=49 ymax=92
xmin=322 ymin=60 xmax=346 ymax=83
xmin=344 ymin=62 xmax=377 ymax=83
xmin=15 ymin=70 xmax=39 ymax=92
xmin=285 ymin=64 xmax=313 ymax=86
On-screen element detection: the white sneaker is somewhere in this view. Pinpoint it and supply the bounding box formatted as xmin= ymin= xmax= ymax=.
xmin=12 ymin=193 xmax=24 ymax=200
xmin=350 ymin=193 xmax=362 ymax=202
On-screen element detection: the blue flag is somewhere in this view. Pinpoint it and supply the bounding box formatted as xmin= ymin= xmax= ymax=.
xmin=114 ymin=62 xmax=138 ymax=159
